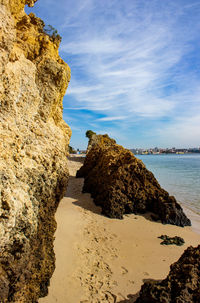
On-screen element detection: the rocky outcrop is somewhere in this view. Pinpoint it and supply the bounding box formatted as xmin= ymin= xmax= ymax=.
xmin=77 ymin=135 xmax=191 ymax=226
xmin=158 ymin=235 xmax=185 ymax=246
xmin=0 ymin=0 xmax=71 ymax=301
xmin=135 ymin=245 xmax=200 ymax=303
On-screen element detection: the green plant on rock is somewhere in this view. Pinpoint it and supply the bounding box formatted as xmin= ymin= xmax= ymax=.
xmin=85 ymin=130 xmax=96 ymax=139
xmin=68 ymin=145 xmax=76 ymax=154
xmin=43 ymin=24 xmax=62 ymax=42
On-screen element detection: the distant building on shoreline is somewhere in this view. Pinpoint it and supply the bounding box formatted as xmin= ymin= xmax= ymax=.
xmin=130 ymin=147 xmax=200 ymax=155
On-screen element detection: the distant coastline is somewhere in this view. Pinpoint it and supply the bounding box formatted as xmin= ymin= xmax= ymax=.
xmin=69 ymin=147 xmax=200 ymax=156
xmin=131 ymin=147 xmax=200 ymax=155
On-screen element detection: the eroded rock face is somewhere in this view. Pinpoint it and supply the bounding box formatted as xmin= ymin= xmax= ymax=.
xmin=0 ymin=0 xmax=71 ymax=301
xmin=136 ymin=245 xmax=200 ymax=303
xmin=77 ymin=135 xmax=191 ymax=226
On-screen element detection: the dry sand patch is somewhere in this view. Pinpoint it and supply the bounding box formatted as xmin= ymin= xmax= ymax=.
xmin=40 ymin=157 xmax=200 ymax=303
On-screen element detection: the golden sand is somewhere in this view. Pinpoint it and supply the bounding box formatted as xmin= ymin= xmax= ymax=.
xmin=39 ymin=158 xmax=200 ymax=303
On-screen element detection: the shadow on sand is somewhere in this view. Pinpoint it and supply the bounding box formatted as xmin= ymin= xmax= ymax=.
xmin=64 ymin=175 xmax=102 ymax=216
xmin=117 ymin=278 xmax=161 ymax=303
xmin=65 ymin=175 xmax=163 ymax=225
xmin=67 ymin=156 xmax=85 ymax=163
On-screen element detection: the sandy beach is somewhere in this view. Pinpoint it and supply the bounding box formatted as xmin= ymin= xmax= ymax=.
xmin=39 ymin=157 xmax=200 ymax=303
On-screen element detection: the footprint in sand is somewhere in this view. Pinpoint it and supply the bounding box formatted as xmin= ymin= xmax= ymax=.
xmin=102 ymin=291 xmax=117 ymax=303
xmin=121 ymin=266 xmax=128 ymax=275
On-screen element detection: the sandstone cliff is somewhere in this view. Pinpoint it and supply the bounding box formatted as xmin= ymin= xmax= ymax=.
xmin=0 ymin=0 xmax=71 ymax=301
xmin=77 ymin=135 xmax=191 ymax=227
xmin=136 ymin=244 xmax=200 ymax=303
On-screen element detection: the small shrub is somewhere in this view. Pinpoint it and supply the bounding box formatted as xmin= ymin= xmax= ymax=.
xmin=68 ymin=145 xmax=76 ymax=154
xmin=85 ymin=130 xmax=96 ymax=139
xmin=43 ymin=24 xmax=62 ymax=42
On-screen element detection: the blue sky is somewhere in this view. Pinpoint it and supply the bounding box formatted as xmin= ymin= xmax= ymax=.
xmin=26 ymin=0 xmax=200 ymax=149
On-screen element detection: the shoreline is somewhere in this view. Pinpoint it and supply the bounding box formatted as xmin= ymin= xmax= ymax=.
xmin=182 ymin=205 xmax=200 ymax=235
xmin=39 ymin=157 xmax=200 ymax=303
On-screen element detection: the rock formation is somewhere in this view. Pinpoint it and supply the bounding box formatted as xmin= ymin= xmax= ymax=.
xmin=77 ymin=134 xmax=191 ymax=227
xmin=135 ymin=244 xmax=200 ymax=303
xmin=158 ymin=235 xmax=185 ymax=246
xmin=0 ymin=0 xmax=71 ymax=301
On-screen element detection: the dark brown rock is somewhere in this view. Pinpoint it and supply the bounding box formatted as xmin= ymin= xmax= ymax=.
xmin=77 ymin=134 xmax=191 ymax=227
xmin=135 ymin=245 xmax=200 ymax=303
xmin=158 ymin=235 xmax=185 ymax=246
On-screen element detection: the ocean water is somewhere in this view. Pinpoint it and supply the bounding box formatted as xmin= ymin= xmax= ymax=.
xmin=135 ymin=154 xmax=200 ymax=216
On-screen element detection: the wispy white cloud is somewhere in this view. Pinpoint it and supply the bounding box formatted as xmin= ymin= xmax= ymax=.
xmin=60 ymin=0 xmax=200 ymax=126
xmin=27 ymin=0 xmax=200 ymax=147
xmin=154 ymin=114 xmax=200 ymax=148
xmin=97 ymin=116 xmax=126 ymax=122
xmin=62 ymin=39 xmax=123 ymax=55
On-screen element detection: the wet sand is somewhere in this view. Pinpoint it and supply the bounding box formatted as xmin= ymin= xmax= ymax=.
xmin=39 ymin=157 xmax=200 ymax=303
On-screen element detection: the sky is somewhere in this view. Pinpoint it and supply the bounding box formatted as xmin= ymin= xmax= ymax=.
xmin=26 ymin=0 xmax=200 ymax=149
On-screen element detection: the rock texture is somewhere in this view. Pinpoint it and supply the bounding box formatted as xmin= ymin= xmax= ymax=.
xmin=135 ymin=245 xmax=200 ymax=303
xmin=158 ymin=235 xmax=185 ymax=246
xmin=77 ymin=135 xmax=191 ymax=226
xmin=0 ymin=0 xmax=71 ymax=301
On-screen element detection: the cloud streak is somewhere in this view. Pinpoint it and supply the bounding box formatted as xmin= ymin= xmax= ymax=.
xmin=27 ymin=0 xmax=200 ymax=148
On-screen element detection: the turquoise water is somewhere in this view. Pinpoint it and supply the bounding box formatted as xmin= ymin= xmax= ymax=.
xmin=135 ymin=154 xmax=200 ymax=216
